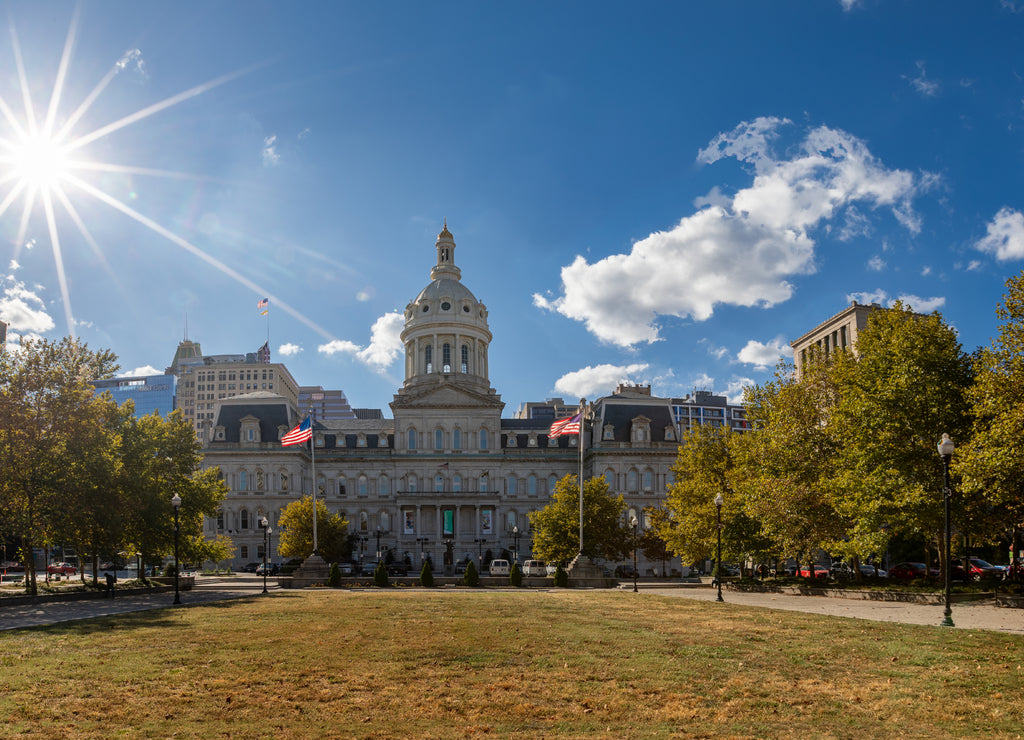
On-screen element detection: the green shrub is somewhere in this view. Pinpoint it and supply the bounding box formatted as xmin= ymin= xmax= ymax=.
xmin=163 ymin=563 xmax=178 ymax=578
xmin=420 ymin=560 xmax=434 ymax=587
xmin=509 ymin=561 xmax=523 ymax=587
xmin=463 ymin=560 xmax=481 ymax=587
xmin=554 ymin=564 xmax=568 ymax=588
xmin=374 ymin=561 xmax=390 ymax=587
xmin=328 ymin=563 xmax=341 ymax=587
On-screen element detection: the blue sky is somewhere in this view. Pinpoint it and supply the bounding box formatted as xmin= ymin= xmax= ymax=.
xmin=3 ymin=1 xmax=1024 ymax=414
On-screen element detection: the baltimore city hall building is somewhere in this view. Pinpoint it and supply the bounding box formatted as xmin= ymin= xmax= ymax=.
xmin=196 ymin=224 xmax=727 ymax=574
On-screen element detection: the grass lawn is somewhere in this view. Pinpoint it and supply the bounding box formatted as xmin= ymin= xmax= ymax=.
xmin=1 ymin=589 xmax=1022 ymax=739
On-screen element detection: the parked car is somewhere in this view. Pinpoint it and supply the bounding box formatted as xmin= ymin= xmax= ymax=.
xmin=796 ymin=566 xmax=828 ymax=579
xmin=522 ymin=559 xmax=547 ymax=577
xmin=489 ymin=559 xmax=510 ymax=576
xmin=255 ymin=562 xmax=280 ymax=576
xmin=360 ymin=561 xmax=379 ymax=577
xmin=545 ymin=563 xmax=560 ymax=576
xmin=454 ymin=561 xmax=469 ymax=575
xmin=386 ymin=563 xmax=408 ymax=577
xmin=241 ymin=562 xmax=261 ymax=573
xmin=47 ymin=562 xmax=77 ymax=575
xmin=337 ymin=562 xmax=356 ymax=576
xmin=889 ymin=562 xmax=928 ymax=579
xmin=615 ymin=564 xmax=638 ymax=578
xmin=859 ymin=563 xmax=887 ymax=578
xmin=953 ymin=558 xmax=1004 ymax=581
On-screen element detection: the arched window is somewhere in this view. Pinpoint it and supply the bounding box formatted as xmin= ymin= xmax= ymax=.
xmin=380 ymin=511 xmax=390 ymax=531
xmin=479 ymin=428 xmax=488 ymax=450
xmin=480 ymin=474 xmax=489 ymax=493
xmin=408 ymin=475 xmax=418 ymax=493
xmin=379 ymin=476 xmax=389 ymax=496
xmin=627 ymin=507 xmax=638 ymax=526
xmin=338 ymin=476 xmax=347 ymax=497
xmin=461 ymin=345 xmax=469 ymax=373
xmin=548 ymin=474 xmax=558 ymax=495
xmin=424 ymin=344 xmax=433 ymax=374
xmin=507 ymin=475 xmax=517 ymax=496
xmin=435 ymin=475 xmax=444 ymax=492
xmin=604 ymin=469 xmax=615 ymax=488
xmin=359 ymin=512 xmax=369 ymax=532
xmin=453 ymin=475 xmax=462 ymax=492
xmin=317 ymin=474 xmax=326 ymax=498
xmin=240 ymin=510 xmax=249 ymax=530
xmin=528 ymin=475 xmax=537 ymax=496
xmin=435 ymin=429 xmax=444 ymax=450
xmin=239 ymin=470 xmax=248 ymax=491
xmin=216 ymin=510 xmax=224 ymax=529
xmin=627 ymin=469 xmax=638 ymax=491
xmin=358 ymin=475 xmax=368 ymax=497
xmin=643 ymin=470 xmax=653 ymax=490
xmin=452 ymin=428 xmax=461 ymax=450
xmin=442 ymin=343 xmax=452 ymax=373
xmin=407 ymin=429 xmax=417 ymax=450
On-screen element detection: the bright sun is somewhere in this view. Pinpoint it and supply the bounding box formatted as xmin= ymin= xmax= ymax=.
xmin=8 ymin=131 xmax=70 ymax=190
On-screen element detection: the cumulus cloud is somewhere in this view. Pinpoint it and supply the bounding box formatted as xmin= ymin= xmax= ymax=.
xmin=278 ymin=343 xmax=302 ymax=357
xmin=737 ymin=337 xmax=793 ymax=369
xmin=535 ymin=118 xmax=925 ymax=347
xmin=975 ymin=207 xmax=1024 ymax=261
xmin=0 ymin=279 xmax=55 ymax=334
xmin=552 ymin=363 xmax=650 ymax=400
xmin=124 ymin=365 xmax=161 ymax=377
xmin=868 ymin=256 xmax=886 ymax=271
xmin=318 ymin=312 xmax=404 ymax=372
xmin=846 ymin=289 xmax=945 ymax=313
xmin=262 ymin=135 xmax=280 ymax=166
xmin=356 ymin=287 xmax=375 ymax=302
xmin=723 ymin=377 xmax=757 ymax=404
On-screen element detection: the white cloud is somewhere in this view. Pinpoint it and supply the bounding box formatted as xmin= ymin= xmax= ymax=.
xmin=262 ymin=135 xmax=280 ymax=166
xmin=535 ymin=118 xmax=924 ymax=347
xmin=278 ymin=343 xmax=302 ymax=357
xmin=0 ymin=279 xmax=55 ymax=334
xmin=867 ymin=256 xmax=886 ymax=271
xmin=356 ymin=287 xmax=375 ymax=302
xmin=552 ymin=363 xmax=650 ymax=400
xmin=921 ymin=266 xmax=932 ymax=276
xmin=298 ymin=127 xmax=311 ymax=139
xmin=125 ymin=365 xmax=161 ymax=377
xmin=905 ymin=61 xmax=939 ymax=97
xmin=115 ymin=49 xmax=147 ymax=76
xmin=966 ymin=260 xmax=982 ymax=271
xmin=975 ymin=207 xmax=1024 ymax=261
xmin=846 ymin=289 xmax=945 ymax=313
xmin=317 ymin=312 xmax=404 ymax=373
xmin=737 ymin=337 xmax=793 ymax=369
xmin=723 ymin=377 xmax=757 ymax=404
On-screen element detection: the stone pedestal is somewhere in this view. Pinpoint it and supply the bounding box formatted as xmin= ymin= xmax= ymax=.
xmin=566 ymin=553 xmax=615 ymax=588
xmin=284 ymin=554 xmax=331 ymax=588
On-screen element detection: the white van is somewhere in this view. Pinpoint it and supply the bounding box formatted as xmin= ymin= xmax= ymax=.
xmin=522 ymin=559 xmax=547 ymax=577
xmin=489 ymin=559 xmax=510 ymax=576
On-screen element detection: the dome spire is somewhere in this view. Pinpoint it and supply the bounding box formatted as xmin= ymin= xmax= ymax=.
xmin=432 ymin=220 xmax=461 ymax=281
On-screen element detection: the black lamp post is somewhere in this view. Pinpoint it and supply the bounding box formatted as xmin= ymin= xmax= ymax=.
xmin=630 ymin=516 xmax=639 ymax=593
xmin=714 ymin=492 xmax=724 ymax=603
xmin=375 ymin=527 xmax=382 ymax=561
xmin=475 ymin=538 xmax=486 ymax=569
xmin=938 ymin=433 xmax=955 ymax=627
xmin=261 ymin=516 xmax=270 ymax=594
xmin=171 ymin=493 xmax=181 ymax=605
xmin=416 ymin=537 xmax=429 ymax=564
xmin=512 ymin=526 xmax=520 ymax=564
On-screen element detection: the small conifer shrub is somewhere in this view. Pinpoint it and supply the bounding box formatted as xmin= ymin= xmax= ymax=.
xmin=420 ymin=559 xmax=434 ymax=587
xmin=509 ymin=561 xmax=523 ymax=587
xmin=463 ymin=560 xmax=481 ymax=587
xmin=374 ymin=561 xmax=390 ymax=587
xmin=328 ymin=563 xmax=341 ymax=587
xmin=554 ymin=564 xmax=569 ymax=588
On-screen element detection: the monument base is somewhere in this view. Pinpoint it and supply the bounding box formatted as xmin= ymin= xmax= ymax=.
xmin=280 ymin=553 xmax=331 ymax=588
xmin=566 ymin=553 xmax=616 ymax=588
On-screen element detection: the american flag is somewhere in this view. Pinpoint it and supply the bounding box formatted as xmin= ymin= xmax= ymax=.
xmin=281 ymin=416 xmax=312 ymax=446
xmin=257 ymin=298 xmax=268 ymax=309
xmin=548 ymin=413 xmax=581 ymax=438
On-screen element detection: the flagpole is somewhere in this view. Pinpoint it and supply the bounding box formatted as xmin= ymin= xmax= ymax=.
xmin=578 ymin=398 xmax=586 ymax=556
xmin=310 ymin=408 xmax=318 ymax=555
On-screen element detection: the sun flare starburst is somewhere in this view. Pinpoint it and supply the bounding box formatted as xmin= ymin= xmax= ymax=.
xmin=0 ymin=12 xmax=335 ymax=344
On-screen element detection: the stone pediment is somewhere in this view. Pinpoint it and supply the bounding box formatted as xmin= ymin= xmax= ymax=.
xmin=391 ymin=383 xmax=503 ymax=411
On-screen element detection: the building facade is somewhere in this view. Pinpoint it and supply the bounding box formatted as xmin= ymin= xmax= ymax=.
xmin=790 ymin=302 xmax=879 ymax=377
xmin=199 ymin=225 xmax=687 ymax=573
xmin=92 ymin=374 xmax=177 ymax=417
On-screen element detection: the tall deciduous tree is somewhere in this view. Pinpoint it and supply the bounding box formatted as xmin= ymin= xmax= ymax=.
xmin=828 ymin=303 xmax=973 ymax=576
xmin=0 ymin=337 xmax=118 ymax=594
xmin=277 ymin=496 xmax=350 ymax=564
xmin=957 ymin=272 xmax=1024 ymax=540
xmin=528 ymin=474 xmax=628 ymax=565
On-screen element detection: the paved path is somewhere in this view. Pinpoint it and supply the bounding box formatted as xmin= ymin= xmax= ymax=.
xmin=0 ymin=575 xmax=270 ymax=632
xmin=642 ymin=585 xmax=1024 ymax=634
xmin=3 ymin=577 xmax=1023 ymax=634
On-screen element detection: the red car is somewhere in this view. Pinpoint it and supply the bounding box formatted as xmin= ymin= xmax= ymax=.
xmin=889 ymin=562 xmax=928 ymax=579
xmin=47 ymin=562 xmax=77 ymax=575
xmin=797 ymin=566 xmax=829 ymax=578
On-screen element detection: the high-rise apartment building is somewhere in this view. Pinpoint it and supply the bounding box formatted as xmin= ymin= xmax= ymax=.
xmin=298 ymin=386 xmax=357 ymax=422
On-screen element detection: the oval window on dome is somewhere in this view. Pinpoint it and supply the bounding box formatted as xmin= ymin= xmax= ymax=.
xmin=441 ymin=301 xmax=451 ymax=310
xmin=462 ymin=305 xmax=470 ymax=312
xmin=422 ymin=305 xmax=429 ymax=312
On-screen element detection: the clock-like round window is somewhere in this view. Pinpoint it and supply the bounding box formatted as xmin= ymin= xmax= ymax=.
xmin=441 ymin=301 xmax=451 ymax=310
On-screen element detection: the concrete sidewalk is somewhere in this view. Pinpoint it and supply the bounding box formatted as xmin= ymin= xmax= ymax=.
xmin=644 ymin=585 xmax=1024 ymax=634
xmin=0 ymin=575 xmax=271 ymax=632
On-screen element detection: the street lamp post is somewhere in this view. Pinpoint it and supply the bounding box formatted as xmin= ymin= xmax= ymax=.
xmin=714 ymin=492 xmax=724 ymax=603
xmin=474 ymin=538 xmax=486 ymax=569
xmin=260 ymin=516 xmax=270 ymax=594
xmin=512 ymin=525 xmax=520 ymax=564
xmin=416 ymin=537 xmax=429 ymax=564
xmin=630 ymin=516 xmax=639 ymax=593
xmin=938 ymin=433 xmax=955 ymax=627
xmin=375 ymin=527 xmax=382 ymax=561
xmin=171 ymin=493 xmax=181 ymax=605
